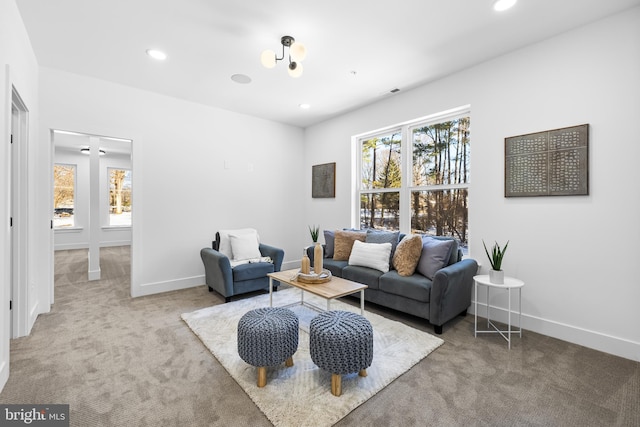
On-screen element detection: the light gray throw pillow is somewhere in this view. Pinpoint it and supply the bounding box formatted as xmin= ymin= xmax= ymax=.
xmin=417 ymin=237 xmax=455 ymax=280
xmin=366 ymin=229 xmax=400 ymax=265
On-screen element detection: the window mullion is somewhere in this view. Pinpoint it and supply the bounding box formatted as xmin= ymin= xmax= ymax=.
xmin=400 ymin=125 xmax=411 ymax=235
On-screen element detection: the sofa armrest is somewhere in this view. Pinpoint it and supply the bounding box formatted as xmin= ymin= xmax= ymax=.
xmin=259 ymin=243 xmax=284 ymax=272
xmin=429 ymin=258 xmax=478 ymax=327
xmin=200 ymin=247 xmax=234 ymax=297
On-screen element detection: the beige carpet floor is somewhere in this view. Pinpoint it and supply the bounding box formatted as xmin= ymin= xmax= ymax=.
xmin=0 ymin=246 xmax=638 ymax=426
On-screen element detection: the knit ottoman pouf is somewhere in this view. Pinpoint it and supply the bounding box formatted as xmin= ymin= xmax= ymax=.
xmin=237 ymin=307 xmax=299 ymax=387
xmin=309 ymin=310 xmax=373 ymax=396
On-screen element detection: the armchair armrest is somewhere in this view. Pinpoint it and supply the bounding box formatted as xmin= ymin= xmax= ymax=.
xmin=200 ymin=248 xmax=234 ymax=297
xmin=429 ymin=258 xmax=478 ymax=327
xmin=259 ymin=243 xmax=284 ymax=272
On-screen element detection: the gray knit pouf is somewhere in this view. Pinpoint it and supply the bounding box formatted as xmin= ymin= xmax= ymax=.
xmin=309 ymin=310 xmax=373 ymax=396
xmin=237 ymin=307 xmax=299 ymax=387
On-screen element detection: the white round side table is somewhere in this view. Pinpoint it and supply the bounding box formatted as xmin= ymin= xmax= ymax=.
xmin=473 ymin=274 xmax=524 ymax=349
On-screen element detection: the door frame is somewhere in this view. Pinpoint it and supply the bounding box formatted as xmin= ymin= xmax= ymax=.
xmin=10 ymin=85 xmax=29 ymax=339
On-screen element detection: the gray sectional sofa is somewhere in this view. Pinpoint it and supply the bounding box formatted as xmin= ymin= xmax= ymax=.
xmin=308 ymin=231 xmax=478 ymax=334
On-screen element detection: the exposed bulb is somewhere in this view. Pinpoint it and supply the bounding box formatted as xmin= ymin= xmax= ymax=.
xmin=288 ymin=61 xmax=303 ymax=78
xmin=260 ymin=49 xmax=276 ymax=68
xmin=289 ymin=42 xmax=307 ymax=62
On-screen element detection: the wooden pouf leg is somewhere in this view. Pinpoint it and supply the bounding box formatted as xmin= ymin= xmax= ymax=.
xmin=257 ymin=367 xmax=267 ymax=387
xmin=331 ymin=373 xmax=342 ymax=397
xmin=359 ymin=369 xmax=367 ymax=377
xmin=285 ymin=356 xmax=294 ymax=367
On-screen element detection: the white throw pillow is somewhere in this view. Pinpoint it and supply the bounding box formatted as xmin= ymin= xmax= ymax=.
xmin=229 ymin=232 xmax=262 ymax=261
xmin=218 ymin=228 xmax=259 ymax=259
xmin=348 ymin=240 xmax=392 ymax=273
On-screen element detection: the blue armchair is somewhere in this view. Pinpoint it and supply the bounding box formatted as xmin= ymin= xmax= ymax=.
xmin=200 ymin=231 xmax=284 ymax=302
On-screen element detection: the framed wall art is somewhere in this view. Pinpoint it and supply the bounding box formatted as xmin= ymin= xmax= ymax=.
xmin=312 ymin=162 xmax=336 ymax=198
xmin=505 ymin=124 xmax=589 ymax=197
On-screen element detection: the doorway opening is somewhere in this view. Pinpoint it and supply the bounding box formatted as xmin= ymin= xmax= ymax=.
xmin=52 ymin=130 xmax=132 ymax=290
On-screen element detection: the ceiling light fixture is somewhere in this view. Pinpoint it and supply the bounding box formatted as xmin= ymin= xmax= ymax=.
xmin=493 ymin=0 xmax=517 ymax=12
xmin=146 ymin=49 xmax=167 ymax=60
xmin=80 ymin=147 xmax=106 ymax=156
xmin=261 ymin=35 xmax=306 ymax=78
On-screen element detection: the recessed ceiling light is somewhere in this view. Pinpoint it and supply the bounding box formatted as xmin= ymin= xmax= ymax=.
xmin=231 ymin=74 xmax=252 ymax=84
xmin=146 ymin=49 xmax=167 ymax=60
xmin=299 ymin=103 xmax=311 ymax=110
xmin=493 ymin=0 xmax=517 ymax=12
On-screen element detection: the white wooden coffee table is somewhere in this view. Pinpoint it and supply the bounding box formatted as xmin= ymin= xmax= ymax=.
xmin=268 ymin=269 xmax=368 ymax=315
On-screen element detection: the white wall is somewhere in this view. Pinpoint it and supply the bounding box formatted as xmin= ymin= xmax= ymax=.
xmin=304 ymin=8 xmax=640 ymax=361
xmin=0 ymin=0 xmax=45 ymax=390
xmin=54 ymin=146 xmax=132 ymax=250
xmin=39 ymin=68 xmax=306 ymax=297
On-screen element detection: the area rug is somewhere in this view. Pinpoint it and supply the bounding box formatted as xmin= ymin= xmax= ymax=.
xmin=181 ymin=288 xmax=443 ymax=427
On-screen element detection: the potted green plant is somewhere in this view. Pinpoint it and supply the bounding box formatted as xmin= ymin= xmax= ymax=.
xmin=308 ymin=225 xmax=323 ymax=274
xmin=483 ymin=240 xmax=509 ymax=284
xmin=308 ymin=225 xmax=320 ymax=243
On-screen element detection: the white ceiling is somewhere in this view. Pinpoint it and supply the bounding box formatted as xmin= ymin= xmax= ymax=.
xmin=16 ymin=0 xmax=640 ymax=128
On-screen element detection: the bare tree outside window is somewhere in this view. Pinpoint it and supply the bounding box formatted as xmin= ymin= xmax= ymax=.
xmin=53 ymin=164 xmax=75 ymax=228
xmin=411 ymin=117 xmax=470 ymax=251
xmin=357 ymin=111 xmax=470 ymax=253
xmin=109 ymin=168 xmax=131 ymax=226
xmin=360 ymin=131 xmax=401 ymax=230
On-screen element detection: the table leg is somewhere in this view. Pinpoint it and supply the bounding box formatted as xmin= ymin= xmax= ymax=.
xmin=327 ymin=298 xmax=331 ymax=311
xmin=360 ymin=290 xmax=365 ymax=315
xmin=508 ymin=287 xmax=512 ymax=350
xmin=269 ymin=277 xmax=273 ymax=307
xmin=519 ymin=287 xmax=523 ymax=338
xmin=486 ymin=286 xmax=490 ymax=328
xmin=474 ymin=280 xmax=478 ymax=338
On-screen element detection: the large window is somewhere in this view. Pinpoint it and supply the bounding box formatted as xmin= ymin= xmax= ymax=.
xmin=109 ymin=168 xmax=131 ymax=227
xmin=357 ymin=108 xmax=470 ymax=252
xmin=53 ymin=164 xmax=76 ymax=228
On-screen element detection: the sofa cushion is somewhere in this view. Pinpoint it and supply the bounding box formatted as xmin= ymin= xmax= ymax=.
xmin=229 ymin=232 xmax=262 ymax=261
xmin=428 ymin=236 xmax=459 ymax=266
xmin=322 ymin=258 xmax=348 ymax=278
xmin=217 ymin=228 xmax=259 ymax=259
xmin=323 ymin=230 xmax=335 ymax=258
xmin=392 ymin=234 xmax=423 ymax=276
xmin=365 ymin=229 xmax=400 ymax=264
xmin=417 ymin=237 xmax=455 ymax=280
xmin=333 ymin=230 xmax=367 ymax=261
xmin=348 ymin=240 xmax=392 ymax=273
xmin=379 ymin=270 xmax=432 ymax=303
xmin=232 ymin=262 xmax=274 ymax=282
xmin=343 ymin=265 xmax=383 ymax=290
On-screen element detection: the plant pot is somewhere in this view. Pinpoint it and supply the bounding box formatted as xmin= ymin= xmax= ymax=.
xmin=489 ymin=269 xmax=504 ymax=284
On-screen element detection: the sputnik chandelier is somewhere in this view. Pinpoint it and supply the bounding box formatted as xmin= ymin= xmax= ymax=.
xmin=260 ymin=35 xmax=307 ymax=78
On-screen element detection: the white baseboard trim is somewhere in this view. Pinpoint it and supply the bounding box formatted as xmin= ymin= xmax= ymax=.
xmin=470 ymin=302 xmax=640 ymax=362
xmin=282 ymin=261 xmax=301 ymax=271
xmin=132 ymin=275 xmax=204 ymax=298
